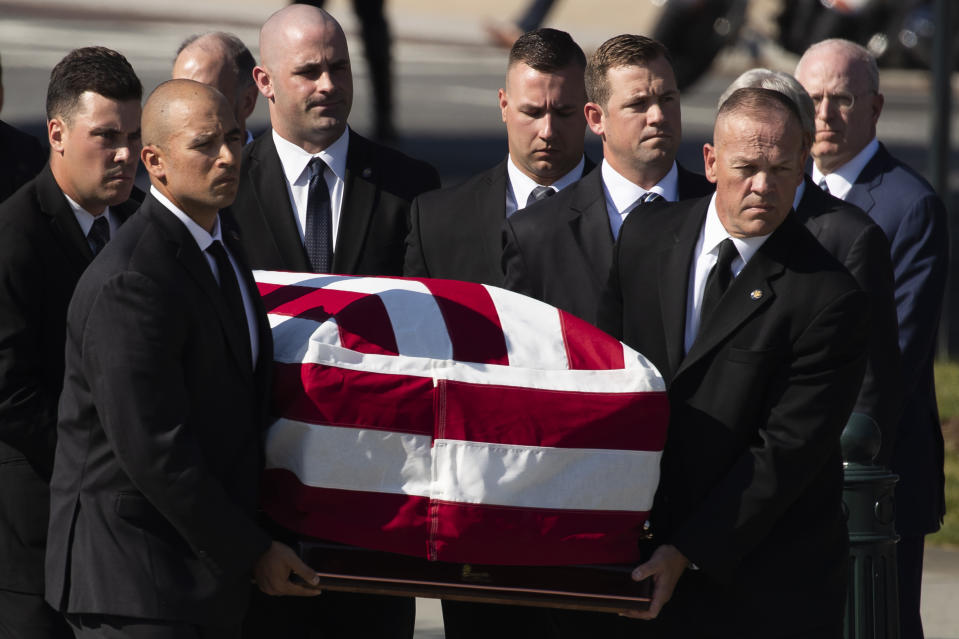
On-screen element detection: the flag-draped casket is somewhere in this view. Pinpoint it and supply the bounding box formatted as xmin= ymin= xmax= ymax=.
xmin=254 ymin=272 xmax=668 ymax=566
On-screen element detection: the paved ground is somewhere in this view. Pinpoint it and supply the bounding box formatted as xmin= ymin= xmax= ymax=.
xmin=1 ymin=1 xmax=957 ymax=636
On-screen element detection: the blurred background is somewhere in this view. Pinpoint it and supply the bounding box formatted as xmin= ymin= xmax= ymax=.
xmin=1 ymin=1 xmax=957 ymax=636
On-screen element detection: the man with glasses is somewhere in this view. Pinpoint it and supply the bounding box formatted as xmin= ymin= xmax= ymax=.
xmin=796 ymin=38 xmax=948 ymax=639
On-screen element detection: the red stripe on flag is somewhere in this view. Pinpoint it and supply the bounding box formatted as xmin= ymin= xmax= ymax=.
xmin=438 ymin=380 xmax=668 ymax=451
xmin=267 ymin=287 xmax=399 ymax=356
xmin=261 ymin=469 xmax=428 ymax=558
xmin=560 ymin=310 xmax=626 ymax=370
xmin=273 ymin=363 xmax=435 ymax=436
xmin=421 ymin=280 xmax=508 ymax=365
xmin=429 ymin=501 xmax=645 ymax=565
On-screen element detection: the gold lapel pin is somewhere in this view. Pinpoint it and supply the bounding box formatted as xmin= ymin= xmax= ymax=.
xmin=750 ymin=289 xmax=763 ymax=300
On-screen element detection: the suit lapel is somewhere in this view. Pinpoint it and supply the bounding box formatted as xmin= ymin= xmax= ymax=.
xmin=37 ymin=166 xmax=95 ymax=271
xmin=567 ymin=170 xmax=614 ymax=284
xmin=476 ymin=160 xmax=510 ymax=280
xmin=149 ymin=198 xmax=256 ymax=382
xmin=844 ymin=143 xmax=889 ymax=215
xmin=656 ymin=198 xmax=709 ymax=378
xmin=676 ymin=218 xmax=792 ymax=380
xmin=223 ymin=226 xmax=273 ymax=388
xmin=249 ymin=135 xmax=312 ymax=271
xmin=333 ymin=131 xmax=376 ymax=274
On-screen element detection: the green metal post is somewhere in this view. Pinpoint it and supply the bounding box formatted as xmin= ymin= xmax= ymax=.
xmin=842 ymin=413 xmax=899 ymax=639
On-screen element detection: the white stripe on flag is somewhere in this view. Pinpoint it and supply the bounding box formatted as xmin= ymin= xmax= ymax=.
xmin=484 ymin=285 xmax=568 ymax=370
xmin=266 ymin=418 xmax=434 ymax=497
xmin=270 ymin=315 xmax=342 ymax=358
xmin=266 ymin=419 xmax=660 ymax=512
xmin=324 ymin=277 xmax=454 ymax=359
xmin=431 ymin=440 xmax=660 ymax=512
xmin=273 ymin=341 xmax=664 ymax=393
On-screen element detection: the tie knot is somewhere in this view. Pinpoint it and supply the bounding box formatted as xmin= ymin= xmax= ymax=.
xmin=527 ymin=185 xmax=556 ymax=207
xmin=640 ymin=191 xmax=662 ymax=204
xmin=715 ymin=237 xmax=738 ymax=270
xmin=87 ymin=215 xmax=110 ymax=256
xmin=818 ymin=177 xmax=830 ymax=194
xmin=309 ymin=157 xmax=327 ymax=180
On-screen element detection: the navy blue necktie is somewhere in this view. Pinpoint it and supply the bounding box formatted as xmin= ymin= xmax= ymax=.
xmin=640 ymin=191 xmax=662 ymax=204
xmin=88 ymin=216 xmax=110 ymax=256
xmin=206 ymin=240 xmax=252 ymax=368
xmin=305 ymin=157 xmax=333 ymax=273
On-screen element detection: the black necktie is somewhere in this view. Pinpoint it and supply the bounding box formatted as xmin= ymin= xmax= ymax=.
xmin=818 ymin=178 xmax=830 ymax=195
xmin=526 ymin=185 xmax=556 ymax=207
xmin=305 ymin=157 xmax=333 ymax=273
xmin=88 ymin=216 xmax=110 ymax=256
xmin=206 ymin=240 xmax=253 ymax=368
xmin=699 ymin=238 xmax=739 ymax=332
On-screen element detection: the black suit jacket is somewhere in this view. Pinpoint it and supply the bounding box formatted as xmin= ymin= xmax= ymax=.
xmin=844 ymin=143 xmax=949 ymax=535
xmin=0 ymin=119 xmax=46 ymax=204
xmin=45 ymin=196 xmax=273 ymax=625
xmin=795 ymin=175 xmax=901 ymax=463
xmin=502 ymin=162 xmax=713 ymax=325
xmin=403 ymin=156 xmax=595 ymax=286
xmin=598 ymin=198 xmax=867 ymax=635
xmin=225 ymin=128 xmax=440 ymax=275
xmin=0 ymin=165 xmax=138 ymax=595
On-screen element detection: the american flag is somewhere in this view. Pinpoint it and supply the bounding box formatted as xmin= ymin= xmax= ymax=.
xmin=254 ymin=272 xmax=668 ymax=566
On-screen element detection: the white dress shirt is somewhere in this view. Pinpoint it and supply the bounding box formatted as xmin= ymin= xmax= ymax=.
xmin=601 ymin=160 xmax=679 ymax=239
xmin=811 ymin=137 xmax=879 ymax=200
xmin=272 ymin=128 xmax=349 ymax=249
xmin=505 ymin=155 xmax=586 ymax=217
xmin=150 ymin=186 xmax=260 ymax=367
xmin=64 ymin=194 xmax=120 ymax=251
xmin=684 ymin=193 xmax=771 ymax=352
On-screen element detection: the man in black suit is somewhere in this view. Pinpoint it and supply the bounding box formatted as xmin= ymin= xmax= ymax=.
xmin=0 ymin=47 xmax=143 ymax=639
xmin=45 ymin=79 xmax=321 ymax=639
xmin=796 ymin=40 xmax=949 ymax=639
xmin=225 ymin=4 xmax=439 ymax=281
xmin=600 ymin=88 xmax=866 ymax=638
xmin=404 ymin=28 xmax=590 ymax=287
xmin=172 ymin=32 xmax=259 ymax=145
xmin=719 ymin=68 xmax=901 ymax=462
xmin=0 ymin=53 xmax=46 ymax=203
xmin=503 ymin=34 xmax=713 ymax=325
xmin=228 ymin=5 xmax=434 ymax=637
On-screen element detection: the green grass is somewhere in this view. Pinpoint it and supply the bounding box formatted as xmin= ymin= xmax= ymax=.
xmin=928 ymin=361 xmax=959 ymax=547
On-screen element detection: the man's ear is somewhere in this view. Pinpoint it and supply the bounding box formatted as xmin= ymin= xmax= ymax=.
xmin=253 ymin=66 xmax=274 ymax=100
xmin=584 ymin=102 xmax=604 ymax=137
xmin=48 ymin=117 xmax=66 ymax=154
xmin=141 ymin=144 xmax=164 ymax=180
xmin=703 ymin=143 xmax=718 ymax=184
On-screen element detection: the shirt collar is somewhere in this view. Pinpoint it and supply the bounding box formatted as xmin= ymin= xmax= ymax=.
xmin=601 ymin=159 xmax=679 ymax=212
xmin=150 ymin=185 xmax=222 ymax=251
xmin=63 ymin=193 xmax=112 ymax=238
xmin=702 ymin=192 xmax=771 ymax=266
xmin=272 ymin=127 xmax=350 ymax=186
xmin=506 ymin=154 xmax=586 ymax=206
xmin=811 ymin=137 xmax=879 ymax=200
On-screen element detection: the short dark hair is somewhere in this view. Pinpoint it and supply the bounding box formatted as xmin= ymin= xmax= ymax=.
xmin=717 ymin=87 xmax=804 ymax=137
xmin=46 ymin=47 xmax=142 ymax=122
xmin=586 ymin=34 xmax=672 ymax=107
xmin=176 ymin=32 xmax=256 ymax=90
xmin=508 ymin=28 xmax=586 ymax=74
